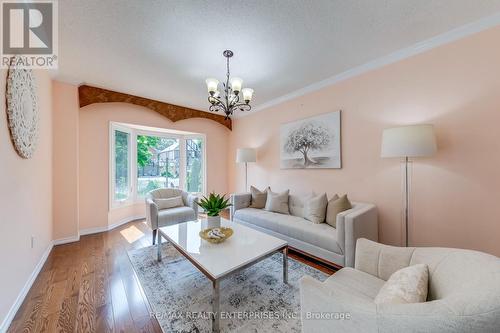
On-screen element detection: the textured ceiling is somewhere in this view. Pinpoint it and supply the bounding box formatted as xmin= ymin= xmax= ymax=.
xmin=57 ymin=0 xmax=500 ymax=115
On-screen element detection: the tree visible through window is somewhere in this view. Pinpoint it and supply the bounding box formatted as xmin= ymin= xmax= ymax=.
xmin=137 ymin=135 xmax=179 ymax=196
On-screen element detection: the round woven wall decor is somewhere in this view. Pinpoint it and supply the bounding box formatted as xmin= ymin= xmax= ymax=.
xmin=6 ymin=59 xmax=39 ymax=159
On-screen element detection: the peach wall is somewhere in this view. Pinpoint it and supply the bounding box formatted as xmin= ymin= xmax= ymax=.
xmin=228 ymin=26 xmax=500 ymax=256
xmin=0 ymin=70 xmax=53 ymax=325
xmin=52 ymin=81 xmax=79 ymax=240
xmin=79 ymin=101 xmax=230 ymax=231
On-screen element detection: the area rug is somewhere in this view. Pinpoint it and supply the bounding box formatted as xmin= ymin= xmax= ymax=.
xmin=128 ymin=242 xmax=328 ymax=332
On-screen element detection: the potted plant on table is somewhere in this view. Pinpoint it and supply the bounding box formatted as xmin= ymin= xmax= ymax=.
xmin=197 ymin=192 xmax=232 ymax=227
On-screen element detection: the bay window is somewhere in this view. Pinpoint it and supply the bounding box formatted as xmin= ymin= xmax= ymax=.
xmin=110 ymin=122 xmax=206 ymax=209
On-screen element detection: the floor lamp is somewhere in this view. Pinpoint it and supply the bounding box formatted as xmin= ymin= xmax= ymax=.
xmin=236 ymin=148 xmax=256 ymax=192
xmin=381 ymin=124 xmax=437 ymax=247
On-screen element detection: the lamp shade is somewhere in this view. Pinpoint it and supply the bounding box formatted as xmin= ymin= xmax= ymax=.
xmin=230 ymin=77 xmax=243 ymax=93
xmin=241 ymin=88 xmax=254 ymax=102
xmin=205 ymin=78 xmax=219 ymax=93
xmin=381 ymin=124 xmax=437 ymax=158
xmin=236 ymin=148 xmax=256 ymax=163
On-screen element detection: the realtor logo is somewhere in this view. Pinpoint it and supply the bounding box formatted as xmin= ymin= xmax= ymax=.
xmin=1 ymin=0 xmax=58 ymax=68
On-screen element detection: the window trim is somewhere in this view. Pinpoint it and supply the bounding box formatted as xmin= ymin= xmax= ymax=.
xmin=109 ymin=122 xmax=207 ymax=210
xmin=109 ymin=123 xmax=133 ymax=209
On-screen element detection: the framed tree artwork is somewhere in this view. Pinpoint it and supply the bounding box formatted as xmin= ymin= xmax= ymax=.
xmin=280 ymin=111 xmax=341 ymax=169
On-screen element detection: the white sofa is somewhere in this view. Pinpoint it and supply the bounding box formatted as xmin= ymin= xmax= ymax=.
xmin=300 ymin=238 xmax=500 ymax=332
xmin=145 ymin=188 xmax=198 ymax=244
xmin=230 ymin=192 xmax=378 ymax=267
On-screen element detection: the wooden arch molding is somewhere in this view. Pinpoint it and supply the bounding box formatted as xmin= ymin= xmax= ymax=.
xmin=78 ymin=85 xmax=232 ymax=130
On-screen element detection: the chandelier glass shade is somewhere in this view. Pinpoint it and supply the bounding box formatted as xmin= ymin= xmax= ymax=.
xmin=205 ymin=50 xmax=253 ymax=119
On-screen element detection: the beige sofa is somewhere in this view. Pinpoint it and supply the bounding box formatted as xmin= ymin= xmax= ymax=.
xmin=230 ymin=192 xmax=378 ymax=267
xmin=300 ymin=238 xmax=500 ymax=332
xmin=145 ymin=188 xmax=198 ymax=244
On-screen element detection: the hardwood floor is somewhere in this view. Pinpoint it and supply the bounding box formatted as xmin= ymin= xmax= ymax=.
xmin=7 ymin=218 xmax=336 ymax=332
xmin=7 ymin=220 xmax=162 ymax=333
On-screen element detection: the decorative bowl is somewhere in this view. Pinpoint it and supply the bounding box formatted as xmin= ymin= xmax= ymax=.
xmin=199 ymin=227 xmax=233 ymax=244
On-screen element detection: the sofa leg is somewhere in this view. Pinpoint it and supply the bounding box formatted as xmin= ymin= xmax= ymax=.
xmin=152 ymin=229 xmax=157 ymax=245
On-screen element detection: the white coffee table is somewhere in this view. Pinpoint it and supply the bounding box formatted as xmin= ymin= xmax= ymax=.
xmin=157 ymin=217 xmax=288 ymax=332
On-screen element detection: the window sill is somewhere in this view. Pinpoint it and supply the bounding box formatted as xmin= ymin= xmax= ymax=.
xmin=110 ymin=200 xmax=145 ymax=211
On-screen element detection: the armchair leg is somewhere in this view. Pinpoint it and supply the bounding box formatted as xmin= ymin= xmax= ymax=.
xmin=152 ymin=229 xmax=157 ymax=245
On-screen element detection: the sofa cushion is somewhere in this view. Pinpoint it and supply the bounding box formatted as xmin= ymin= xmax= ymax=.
xmin=234 ymin=208 xmax=298 ymax=234
xmin=289 ymin=192 xmax=313 ymax=217
xmin=326 ymin=194 xmax=351 ymax=228
xmin=157 ymin=206 xmax=196 ymax=227
xmin=249 ymin=186 xmax=268 ymax=208
xmin=324 ymin=267 xmax=385 ymax=299
xmin=264 ymin=189 xmax=290 ymax=214
xmin=282 ymin=217 xmax=342 ymax=254
xmin=303 ymin=193 xmax=328 ymax=224
xmin=234 ymin=208 xmax=342 ymax=254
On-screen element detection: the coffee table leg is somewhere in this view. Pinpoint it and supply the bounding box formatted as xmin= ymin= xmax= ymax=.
xmin=283 ymin=247 xmax=288 ymax=284
xmin=212 ymin=279 xmax=220 ymax=332
xmin=157 ymin=231 xmax=162 ymax=262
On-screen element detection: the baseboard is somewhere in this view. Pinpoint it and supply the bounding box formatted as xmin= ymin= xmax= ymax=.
xmin=53 ymin=234 xmax=80 ymax=245
xmin=0 ymin=242 xmax=54 ymax=333
xmin=79 ymin=225 xmax=108 ymax=236
xmin=79 ymin=215 xmax=145 ymax=236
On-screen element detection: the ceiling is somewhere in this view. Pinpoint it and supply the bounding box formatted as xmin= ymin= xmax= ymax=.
xmin=57 ymin=0 xmax=500 ymax=116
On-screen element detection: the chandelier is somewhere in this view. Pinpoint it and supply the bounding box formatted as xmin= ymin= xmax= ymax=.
xmin=205 ymin=50 xmax=254 ymax=119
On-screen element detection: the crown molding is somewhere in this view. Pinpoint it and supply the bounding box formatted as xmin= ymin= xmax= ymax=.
xmin=240 ymin=12 xmax=500 ymax=117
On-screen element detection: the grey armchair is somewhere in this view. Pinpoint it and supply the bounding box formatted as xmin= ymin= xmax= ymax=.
xmin=145 ymin=188 xmax=199 ymax=244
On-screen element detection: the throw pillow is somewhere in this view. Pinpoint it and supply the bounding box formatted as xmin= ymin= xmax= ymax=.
xmin=325 ymin=194 xmax=351 ymax=228
xmin=154 ymin=196 xmax=184 ymax=210
xmin=289 ymin=192 xmax=314 ymax=217
xmin=249 ymin=186 xmax=269 ymax=209
xmin=374 ymin=264 xmax=429 ymax=305
xmin=303 ymin=193 xmax=328 ymax=223
xmin=264 ymin=189 xmax=290 ymax=214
